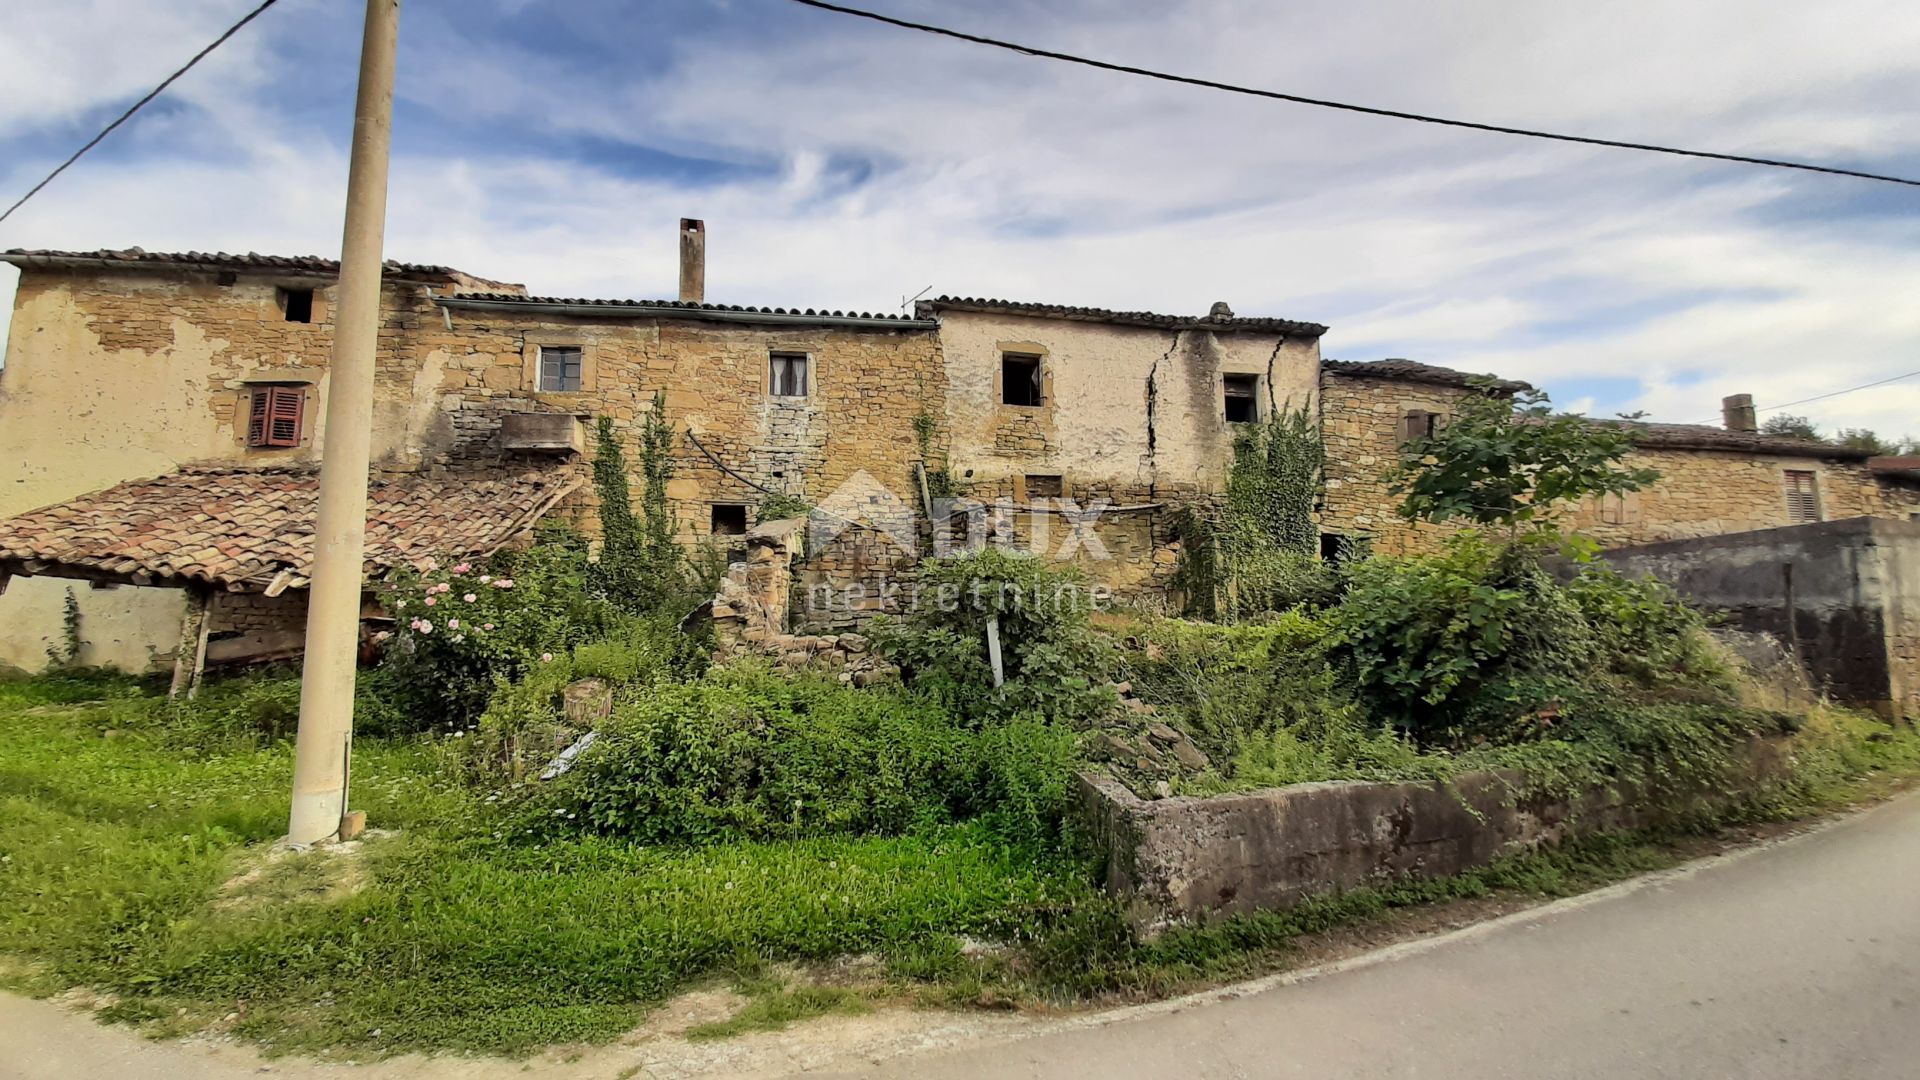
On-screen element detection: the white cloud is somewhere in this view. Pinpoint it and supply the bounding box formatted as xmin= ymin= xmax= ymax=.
xmin=3 ymin=0 xmax=1919 ymax=439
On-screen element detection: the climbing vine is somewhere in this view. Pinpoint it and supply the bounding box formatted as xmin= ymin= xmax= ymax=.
xmin=1172 ymin=404 xmax=1332 ymax=620
xmin=590 ymin=394 xmax=685 ymax=612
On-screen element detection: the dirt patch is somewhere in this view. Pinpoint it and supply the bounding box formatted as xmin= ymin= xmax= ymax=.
xmin=213 ymin=832 xmax=387 ymax=911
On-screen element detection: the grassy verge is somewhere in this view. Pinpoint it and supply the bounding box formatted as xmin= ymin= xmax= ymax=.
xmin=3 ymin=674 xmax=1916 ymax=1059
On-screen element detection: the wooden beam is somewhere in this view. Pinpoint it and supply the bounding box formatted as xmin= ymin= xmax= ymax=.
xmin=168 ymin=587 xmax=213 ymax=699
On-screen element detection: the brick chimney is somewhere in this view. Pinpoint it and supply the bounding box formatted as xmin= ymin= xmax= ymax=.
xmin=1722 ymin=393 xmax=1757 ymax=433
xmin=678 ymin=218 xmax=705 ymax=303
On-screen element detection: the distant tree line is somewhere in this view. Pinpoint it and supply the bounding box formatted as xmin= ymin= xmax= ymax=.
xmin=1759 ymin=413 xmax=1917 ymax=456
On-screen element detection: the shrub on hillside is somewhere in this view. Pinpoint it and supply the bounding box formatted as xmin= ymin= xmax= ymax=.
xmin=514 ymin=664 xmax=1077 ymax=848
xmin=871 ymin=546 xmax=1118 ymax=727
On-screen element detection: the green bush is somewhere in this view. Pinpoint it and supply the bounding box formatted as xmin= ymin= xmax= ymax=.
xmin=1563 ymin=563 xmax=1730 ymax=688
xmin=1329 ymin=532 xmax=1602 ymax=745
xmin=516 ymin=664 xmax=1078 ymax=849
xmin=377 ymin=529 xmax=620 ymax=730
xmin=871 ymin=546 xmax=1117 ymax=727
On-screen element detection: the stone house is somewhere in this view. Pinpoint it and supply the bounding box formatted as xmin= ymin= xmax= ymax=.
xmin=4 ymin=233 xmax=1919 ymax=674
xmin=1318 ymin=359 xmax=1920 ymax=555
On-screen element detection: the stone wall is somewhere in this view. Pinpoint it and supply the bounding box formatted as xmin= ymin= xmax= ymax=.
xmin=412 ymin=308 xmax=945 ymax=545
xmin=1318 ymin=370 xmax=1920 ymax=555
xmin=1078 ymin=735 xmax=1792 ymax=935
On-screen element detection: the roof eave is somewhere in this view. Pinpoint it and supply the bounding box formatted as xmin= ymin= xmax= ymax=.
xmin=436 ymin=295 xmax=937 ymax=331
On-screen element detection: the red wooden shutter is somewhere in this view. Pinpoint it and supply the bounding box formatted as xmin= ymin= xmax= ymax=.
xmin=265 ymin=386 xmax=305 ymax=447
xmin=246 ymin=390 xmax=270 ymax=446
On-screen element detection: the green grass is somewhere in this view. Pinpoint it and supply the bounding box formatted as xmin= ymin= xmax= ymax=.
xmin=0 ymin=681 xmax=1089 ymax=1057
xmin=3 ymin=672 xmax=1917 ymax=1060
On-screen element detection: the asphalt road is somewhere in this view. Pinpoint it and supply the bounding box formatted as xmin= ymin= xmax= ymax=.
xmin=842 ymin=787 xmax=1920 ymax=1080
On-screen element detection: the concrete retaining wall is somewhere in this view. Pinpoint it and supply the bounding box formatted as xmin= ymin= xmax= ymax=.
xmin=1600 ymin=517 xmax=1920 ymax=720
xmin=1077 ymin=736 xmax=1791 ymax=935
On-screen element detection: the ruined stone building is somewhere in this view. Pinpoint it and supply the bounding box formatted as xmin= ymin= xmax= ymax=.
xmin=2 ymin=229 xmax=1917 ymax=675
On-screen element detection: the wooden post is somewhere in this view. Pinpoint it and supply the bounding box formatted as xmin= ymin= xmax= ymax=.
xmin=168 ymin=587 xmax=212 ymax=699
xmin=187 ymin=591 xmax=215 ymax=700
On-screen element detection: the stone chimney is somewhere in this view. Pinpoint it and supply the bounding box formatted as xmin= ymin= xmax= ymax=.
xmin=678 ymin=218 xmax=705 ymax=303
xmin=1722 ymin=393 xmax=1757 ymax=432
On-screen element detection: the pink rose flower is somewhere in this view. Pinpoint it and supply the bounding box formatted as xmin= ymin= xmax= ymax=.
xmin=464 ymin=593 xmax=477 ymax=603
xmin=540 ymin=652 xmax=554 ymax=663
xmin=447 ymin=619 xmax=460 ymax=630
xmin=424 ymin=596 xmax=437 ymax=606
xmin=451 ymin=563 xmax=471 ymax=575
xmin=478 ymin=574 xmax=491 ymax=584
xmin=482 ymin=623 xmax=494 ymax=631
xmin=418 ymin=621 xmax=433 ymax=634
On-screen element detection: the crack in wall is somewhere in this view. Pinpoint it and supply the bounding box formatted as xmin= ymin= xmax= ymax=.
xmin=1264 ymin=333 xmax=1288 ymax=415
xmin=1144 ymin=330 xmax=1181 ymax=464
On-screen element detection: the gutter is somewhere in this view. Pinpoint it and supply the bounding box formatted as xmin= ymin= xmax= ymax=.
xmin=436 ymin=295 xmax=938 ymax=331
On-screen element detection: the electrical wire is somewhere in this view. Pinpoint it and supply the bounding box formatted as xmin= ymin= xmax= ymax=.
xmin=1687 ymin=367 xmax=1920 ymax=425
xmin=0 ymin=0 xmax=282 ymax=227
xmin=785 ymin=0 xmax=1920 ymax=189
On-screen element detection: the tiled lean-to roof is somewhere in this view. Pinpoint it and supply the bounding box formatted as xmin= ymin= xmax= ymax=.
xmin=0 ymin=248 xmax=522 ymax=291
xmin=0 ymin=467 xmax=582 ymax=592
xmin=920 ymin=296 xmax=1328 ymax=336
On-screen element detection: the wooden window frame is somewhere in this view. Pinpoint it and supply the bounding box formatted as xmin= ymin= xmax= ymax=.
xmin=246 ymin=385 xmax=307 ymax=449
xmin=1400 ymin=409 xmax=1441 ymax=444
xmin=1223 ymin=373 xmax=1262 ymax=424
xmin=521 ymin=339 xmax=596 ymax=395
xmin=1783 ymin=469 xmax=1822 ymax=523
xmin=769 ymin=352 xmax=811 ymax=398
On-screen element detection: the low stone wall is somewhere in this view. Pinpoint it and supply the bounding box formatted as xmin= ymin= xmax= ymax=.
xmin=1077 ymin=736 xmax=1791 ymax=935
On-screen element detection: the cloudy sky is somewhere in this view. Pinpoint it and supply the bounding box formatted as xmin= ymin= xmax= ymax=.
xmin=3 ymin=0 xmax=1918 ymax=436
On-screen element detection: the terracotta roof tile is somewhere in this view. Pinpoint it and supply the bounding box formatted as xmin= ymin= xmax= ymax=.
xmin=0 ymin=247 xmax=520 ymax=291
xmin=1323 ymin=358 xmax=1530 ymax=392
xmin=0 ymin=466 xmax=583 ymax=591
xmin=921 ymin=296 xmax=1327 ymax=336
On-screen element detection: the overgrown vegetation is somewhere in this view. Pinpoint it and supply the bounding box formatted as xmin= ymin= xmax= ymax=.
xmin=1171 ymin=406 xmax=1334 ymax=620
xmin=1391 ymin=384 xmax=1658 ymax=532
xmin=6 ymin=370 xmax=1917 ymax=1061
xmin=1 ymin=671 xmax=1914 ymax=1059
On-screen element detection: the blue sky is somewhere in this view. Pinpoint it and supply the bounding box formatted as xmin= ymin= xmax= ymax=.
xmin=4 ymin=0 xmax=1919 ymax=437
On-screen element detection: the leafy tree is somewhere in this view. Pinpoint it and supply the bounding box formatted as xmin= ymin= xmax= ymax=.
xmin=1760 ymin=413 xmax=1821 ymax=441
xmin=1832 ymin=428 xmax=1913 ymax=455
xmin=637 ymin=390 xmax=681 ymax=591
xmin=1389 ymin=384 xmax=1659 ymax=532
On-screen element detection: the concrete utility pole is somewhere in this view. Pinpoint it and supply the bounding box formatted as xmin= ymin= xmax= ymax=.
xmin=287 ymin=0 xmax=401 ymax=846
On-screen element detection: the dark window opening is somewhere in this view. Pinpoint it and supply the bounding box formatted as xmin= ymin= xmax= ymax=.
xmin=279 ymin=287 xmax=314 ymax=323
xmin=539 ymin=345 xmax=583 ymax=392
xmin=1024 ymin=474 xmax=1064 ymax=500
xmin=1224 ymin=373 xmax=1260 ymax=423
xmin=1784 ymin=470 xmax=1821 ymax=523
xmin=1002 ymin=354 xmax=1042 ymax=407
xmin=247 ymin=385 xmax=306 ymax=448
xmin=770 ymin=353 xmax=809 ymax=397
xmin=711 ymin=504 xmax=749 ymax=536
xmin=1401 ymin=409 xmax=1440 ymax=443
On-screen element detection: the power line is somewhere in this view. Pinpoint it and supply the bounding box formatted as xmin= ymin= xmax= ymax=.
xmin=1688 ymin=367 xmax=1920 ymax=424
xmin=0 ymin=0 xmax=282 ymax=227
xmin=786 ymin=0 xmax=1920 ymax=189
